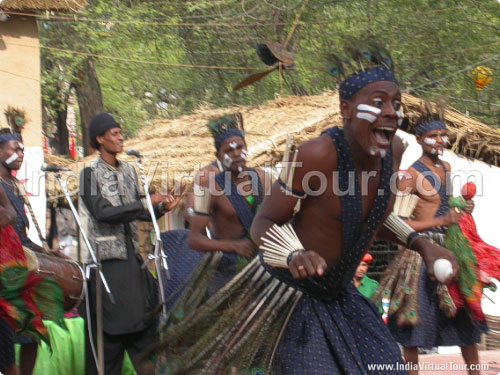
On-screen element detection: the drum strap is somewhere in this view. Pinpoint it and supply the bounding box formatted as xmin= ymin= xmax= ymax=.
xmin=14 ymin=179 xmax=51 ymax=253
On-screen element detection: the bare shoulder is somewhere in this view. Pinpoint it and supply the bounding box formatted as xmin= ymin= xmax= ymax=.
xmin=296 ymin=132 xmax=337 ymax=173
xmin=196 ymin=164 xmax=220 ymax=186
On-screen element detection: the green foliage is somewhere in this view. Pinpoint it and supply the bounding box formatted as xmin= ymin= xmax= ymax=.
xmin=40 ymin=0 xmax=500 ymax=144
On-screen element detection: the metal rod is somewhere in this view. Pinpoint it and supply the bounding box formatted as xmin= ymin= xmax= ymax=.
xmin=133 ymin=157 xmax=168 ymax=317
xmin=95 ymin=247 xmax=104 ymax=375
xmin=54 ymin=173 xmax=114 ymax=302
xmin=52 ymin=172 xmax=112 ymax=375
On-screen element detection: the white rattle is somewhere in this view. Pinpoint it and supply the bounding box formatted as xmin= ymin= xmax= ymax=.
xmin=433 ymin=258 xmax=453 ymax=283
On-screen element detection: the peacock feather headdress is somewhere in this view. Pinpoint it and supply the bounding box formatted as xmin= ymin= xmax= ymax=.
xmin=207 ymin=112 xmax=245 ymax=151
xmin=0 ymin=106 xmax=27 ymax=143
xmin=412 ymin=99 xmax=448 ymax=137
xmin=327 ymin=39 xmax=398 ymax=100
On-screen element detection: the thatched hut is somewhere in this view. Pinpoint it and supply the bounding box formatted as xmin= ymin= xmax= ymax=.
xmin=0 ymin=0 xmax=86 ymax=12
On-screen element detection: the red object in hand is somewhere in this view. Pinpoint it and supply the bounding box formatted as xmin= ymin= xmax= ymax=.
xmin=461 ymin=182 xmax=476 ymax=200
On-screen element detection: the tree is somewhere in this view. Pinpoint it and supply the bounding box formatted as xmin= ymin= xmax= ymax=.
xmin=39 ymin=0 xmax=500 ymax=152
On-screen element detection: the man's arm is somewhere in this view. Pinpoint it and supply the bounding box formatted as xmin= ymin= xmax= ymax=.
xmin=251 ymin=136 xmax=333 ymax=279
xmin=377 ymin=219 xmax=458 ymax=284
xmin=184 ymin=165 xmax=219 ymax=225
xmin=186 ymin=190 xmax=254 ymax=258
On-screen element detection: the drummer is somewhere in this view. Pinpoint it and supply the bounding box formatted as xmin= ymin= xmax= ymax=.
xmin=0 ymin=128 xmax=62 ymax=375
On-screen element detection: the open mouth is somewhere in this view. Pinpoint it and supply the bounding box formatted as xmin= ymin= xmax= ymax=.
xmin=372 ymin=126 xmax=396 ymax=147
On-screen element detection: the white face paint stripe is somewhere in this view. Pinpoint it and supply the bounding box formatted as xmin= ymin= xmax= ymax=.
xmin=357 ymin=104 xmax=381 ymax=115
xmin=397 ymin=118 xmax=403 ymax=127
xmin=223 ymin=153 xmax=233 ymax=168
xmin=395 ymin=110 xmax=402 ymax=118
xmin=356 ymin=112 xmax=377 ymax=123
xmin=241 ymin=149 xmax=248 ymax=161
xmin=368 ymin=146 xmax=387 ymax=158
xmin=423 ymin=137 xmax=437 ymax=146
xmin=5 ymin=153 xmax=19 ymax=165
xmin=442 ymin=136 xmax=449 ymax=144
xmin=229 ymin=141 xmax=238 ymax=149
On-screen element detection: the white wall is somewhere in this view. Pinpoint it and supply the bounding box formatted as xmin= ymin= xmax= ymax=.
xmin=14 ymin=146 xmax=46 ymax=246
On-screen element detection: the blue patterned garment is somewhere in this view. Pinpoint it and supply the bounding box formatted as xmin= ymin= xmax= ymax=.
xmin=1 ymin=180 xmax=33 ymax=250
xmin=388 ymin=160 xmax=485 ymax=348
xmin=264 ymin=127 xmax=407 ymax=375
xmin=161 ymin=229 xmax=205 ymax=311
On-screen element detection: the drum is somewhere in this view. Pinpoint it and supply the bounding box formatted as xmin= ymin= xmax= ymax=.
xmin=24 ymin=248 xmax=84 ymax=311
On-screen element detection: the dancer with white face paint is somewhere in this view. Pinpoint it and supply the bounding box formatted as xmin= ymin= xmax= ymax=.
xmin=384 ymin=113 xmax=484 ymax=375
xmin=0 ymin=125 xmax=68 ymax=375
xmin=157 ymin=113 xmax=271 ymax=318
xmin=188 ymin=113 xmax=267 ymax=262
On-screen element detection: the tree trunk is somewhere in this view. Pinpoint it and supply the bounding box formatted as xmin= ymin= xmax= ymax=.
xmin=55 ymin=106 xmax=69 ymax=155
xmin=74 ymin=57 xmax=104 ymax=156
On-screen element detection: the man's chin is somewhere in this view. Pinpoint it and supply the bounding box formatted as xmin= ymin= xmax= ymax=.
xmin=367 ymin=145 xmax=389 ymax=158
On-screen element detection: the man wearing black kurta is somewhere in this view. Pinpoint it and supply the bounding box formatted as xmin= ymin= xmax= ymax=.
xmin=79 ymin=112 xmax=179 ymax=375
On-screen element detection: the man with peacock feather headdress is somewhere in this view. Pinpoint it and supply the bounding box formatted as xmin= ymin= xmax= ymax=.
xmin=161 ymin=113 xmax=269 ymax=315
xmin=150 ymin=42 xmax=460 ymax=375
xmin=382 ymin=108 xmax=486 ymax=375
xmin=249 ymin=41 xmax=459 ymax=375
xmin=186 ymin=113 xmax=269 ymax=278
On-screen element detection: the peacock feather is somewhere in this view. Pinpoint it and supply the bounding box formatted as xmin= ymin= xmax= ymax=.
xmin=207 ymin=112 xmax=244 ymax=137
xmin=3 ymin=106 xmax=27 ymax=134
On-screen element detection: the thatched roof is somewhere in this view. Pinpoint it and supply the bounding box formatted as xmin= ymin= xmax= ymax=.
xmin=0 ymin=0 xmax=86 ymax=12
xmin=45 ymin=92 xmax=500 ymax=203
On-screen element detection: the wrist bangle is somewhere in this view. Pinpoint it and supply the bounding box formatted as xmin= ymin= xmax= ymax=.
xmin=286 ymin=249 xmax=306 ymax=265
xmin=406 ymin=232 xmax=420 ymax=248
xmin=384 ymin=212 xmax=420 ymax=248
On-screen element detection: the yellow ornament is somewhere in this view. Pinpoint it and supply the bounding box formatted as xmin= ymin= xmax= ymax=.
xmin=471 ymin=66 xmax=492 ymax=91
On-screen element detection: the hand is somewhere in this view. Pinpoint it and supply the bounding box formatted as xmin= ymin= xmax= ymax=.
xmin=440 ymin=208 xmax=463 ymax=226
xmin=150 ymin=192 xmax=163 ymax=205
xmin=162 ymin=184 xmax=187 ymax=212
xmin=288 ymin=250 xmax=328 ymax=280
xmin=464 ymin=199 xmax=475 ymax=215
xmin=414 ymin=238 xmax=459 ymax=283
xmin=228 ymin=239 xmax=255 ymax=258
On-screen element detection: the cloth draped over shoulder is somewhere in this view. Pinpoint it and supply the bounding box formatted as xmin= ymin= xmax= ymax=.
xmin=154 ymin=127 xmax=406 ymax=375
xmin=1 ymin=180 xmax=33 ymax=249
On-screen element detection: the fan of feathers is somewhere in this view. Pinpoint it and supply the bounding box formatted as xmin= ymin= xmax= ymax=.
xmin=327 ymin=38 xmax=395 ymax=82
